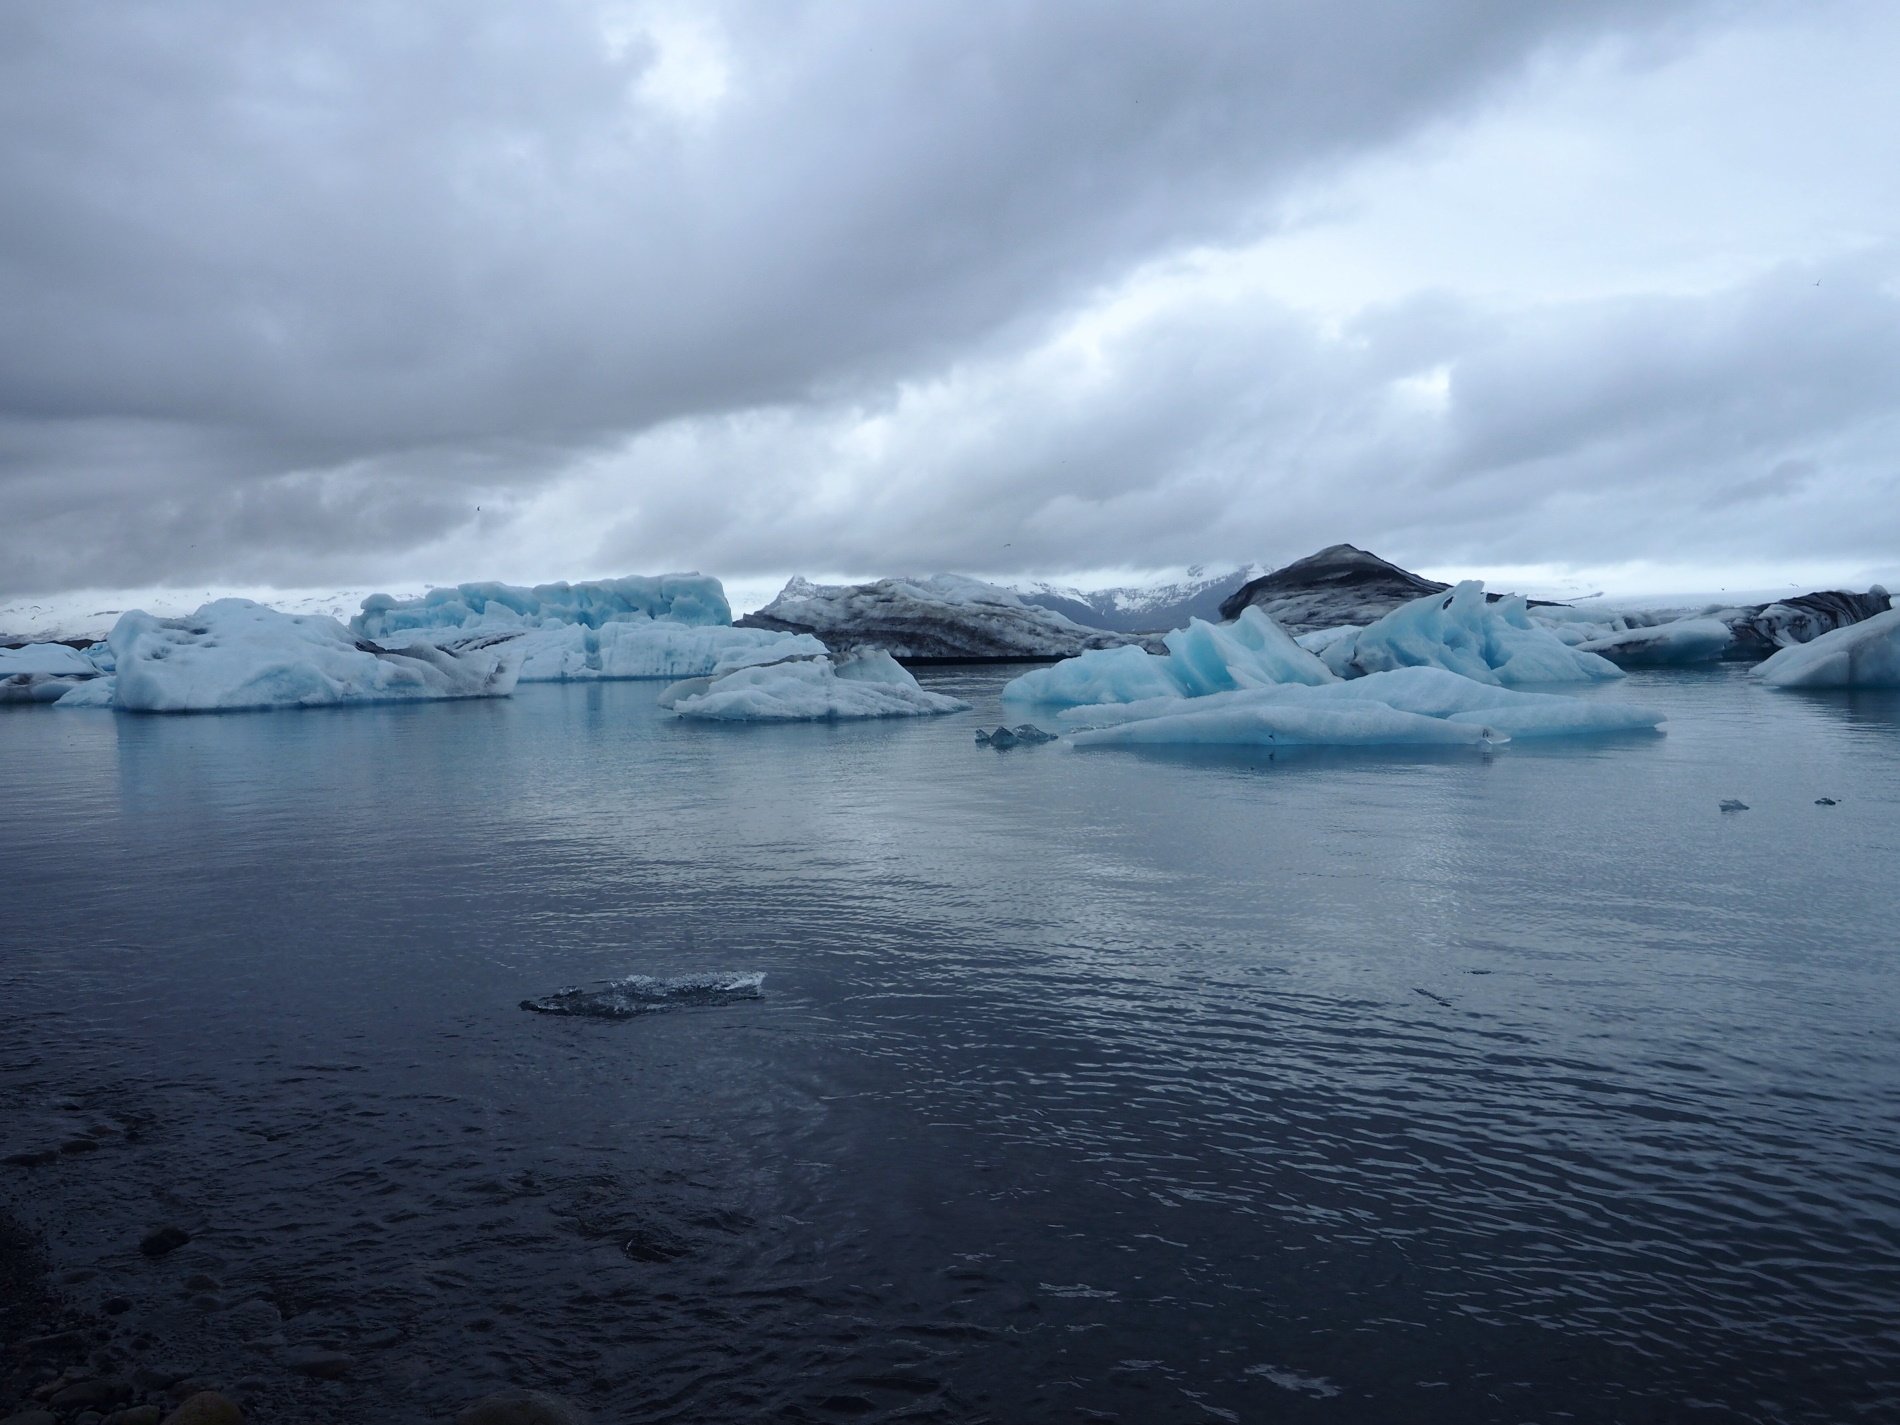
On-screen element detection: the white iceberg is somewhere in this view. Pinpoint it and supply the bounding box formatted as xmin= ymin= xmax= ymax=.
xmin=1575 ymin=617 xmax=1733 ymax=667
xmin=1319 ymin=581 xmax=1623 ymax=685
xmin=93 ymin=599 xmax=523 ymax=713
xmin=737 ymin=574 xmax=1148 ymax=658
xmin=1064 ymin=667 xmax=1665 ymax=749
xmin=0 ymin=642 xmax=106 ymax=703
xmin=1003 ymin=607 xmax=1332 ymax=706
xmin=351 ymin=573 xmax=732 ymax=639
xmin=662 ymin=649 xmax=970 ymax=721
xmin=1755 ymin=607 xmax=1900 ymax=688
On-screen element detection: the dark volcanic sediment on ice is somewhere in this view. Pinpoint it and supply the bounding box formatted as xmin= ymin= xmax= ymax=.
xmin=737 ymin=575 xmax=1156 ymax=660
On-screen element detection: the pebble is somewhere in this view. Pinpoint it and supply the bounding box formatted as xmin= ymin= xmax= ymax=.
xmin=0 ymin=1409 xmax=59 ymax=1425
xmin=50 ymin=1378 xmax=129 ymax=1409
xmin=106 ymin=1409 xmax=162 ymax=1425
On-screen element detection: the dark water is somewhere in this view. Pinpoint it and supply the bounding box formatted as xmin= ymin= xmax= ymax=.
xmin=2 ymin=666 xmax=1898 ymax=1424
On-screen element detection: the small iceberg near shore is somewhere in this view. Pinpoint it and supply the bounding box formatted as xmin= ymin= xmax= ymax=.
xmin=661 ymin=648 xmax=970 ymax=720
xmin=521 ymin=972 xmax=766 ymax=1018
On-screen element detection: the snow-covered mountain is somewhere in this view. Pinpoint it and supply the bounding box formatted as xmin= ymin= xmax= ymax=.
xmin=1013 ymin=565 xmax=1263 ymax=633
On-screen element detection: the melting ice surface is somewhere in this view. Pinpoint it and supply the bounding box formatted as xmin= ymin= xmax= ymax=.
xmin=521 ymin=972 xmax=766 ymax=1018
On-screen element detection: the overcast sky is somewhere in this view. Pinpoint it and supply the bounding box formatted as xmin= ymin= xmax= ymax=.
xmin=3 ymin=0 xmax=1897 ymax=605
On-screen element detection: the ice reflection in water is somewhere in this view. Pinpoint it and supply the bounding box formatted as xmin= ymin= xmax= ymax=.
xmin=0 ymin=665 xmax=1897 ymax=1424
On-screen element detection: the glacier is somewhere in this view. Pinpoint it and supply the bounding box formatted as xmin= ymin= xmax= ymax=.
xmin=1063 ymin=668 xmax=1665 ymax=749
xmin=662 ymin=649 xmax=971 ymax=721
xmin=77 ymin=599 xmax=523 ymax=713
xmin=1755 ymin=607 xmax=1900 ymax=688
xmin=352 ymin=574 xmax=732 ymax=638
xmin=737 ymin=574 xmax=1149 ymax=659
xmin=1003 ymin=607 xmax=1332 ymax=706
xmin=1319 ymin=582 xmax=1623 ymax=685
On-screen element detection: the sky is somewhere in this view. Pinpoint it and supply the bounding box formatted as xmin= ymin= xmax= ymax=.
xmin=3 ymin=0 xmax=1898 ymax=611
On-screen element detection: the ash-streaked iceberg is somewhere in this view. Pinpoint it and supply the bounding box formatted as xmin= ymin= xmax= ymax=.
xmin=1064 ymin=667 xmax=1664 ymax=749
xmin=662 ymin=649 xmax=970 ymax=721
xmin=1755 ymin=607 xmax=1900 ymax=688
xmin=1003 ymin=607 xmax=1331 ymax=706
xmin=0 ymin=642 xmax=106 ymax=703
xmin=352 ymin=574 xmax=732 ymax=638
xmin=1320 ymin=582 xmax=1623 ymax=685
xmin=737 ymin=575 xmax=1149 ymax=659
xmin=90 ymin=599 xmax=522 ymax=713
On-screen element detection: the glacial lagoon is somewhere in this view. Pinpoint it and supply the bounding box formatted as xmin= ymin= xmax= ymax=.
xmin=2 ymin=664 xmax=1898 ymax=1423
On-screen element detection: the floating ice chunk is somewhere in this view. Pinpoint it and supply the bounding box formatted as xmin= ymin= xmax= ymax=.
xmin=664 ymin=649 xmax=970 ymax=721
xmin=0 ymin=642 xmax=106 ymax=703
xmin=521 ymin=972 xmax=765 ymax=1018
xmin=103 ymin=599 xmax=523 ymax=713
xmin=1576 ymin=617 xmax=1732 ymax=666
xmin=1061 ymin=667 xmax=1663 ymax=748
xmin=1320 ymin=582 xmax=1623 ymax=685
xmin=352 ymin=573 xmax=732 ymax=639
xmin=1003 ymin=608 xmax=1330 ymax=707
xmin=1163 ymin=608 xmax=1334 ymax=694
xmin=391 ymin=621 xmax=824 ymax=682
xmin=1755 ymin=606 xmax=1900 ymax=688
xmin=1002 ymin=643 xmax=1184 ymax=706
xmin=1071 ymin=698 xmax=1496 ymax=749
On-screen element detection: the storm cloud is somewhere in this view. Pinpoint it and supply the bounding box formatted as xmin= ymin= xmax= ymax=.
xmin=2 ymin=1 xmax=1894 ymax=597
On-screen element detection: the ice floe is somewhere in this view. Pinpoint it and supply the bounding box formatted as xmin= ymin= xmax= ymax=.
xmin=661 ymin=648 xmax=970 ymax=721
xmin=1574 ymin=617 xmax=1733 ymax=667
xmin=0 ymin=642 xmax=106 ymax=703
xmin=521 ymin=972 xmax=765 ymax=1018
xmin=1062 ymin=667 xmax=1664 ymax=749
xmin=737 ymin=574 xmax=1148 ymax=658
xmin=82 ymin=599 xmax=523 ymax=713
xmin=1755 ymin=606 xmax=1900 ymax=688
xmin=1003 ymin=607 xmax=1332 ymax=706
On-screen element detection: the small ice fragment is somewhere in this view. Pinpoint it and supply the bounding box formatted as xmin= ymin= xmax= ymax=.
xmin=1815 ymin=797 xmax=1839 ymax=806
xmin=1719 ymin=798 xmax=1749 ymax=812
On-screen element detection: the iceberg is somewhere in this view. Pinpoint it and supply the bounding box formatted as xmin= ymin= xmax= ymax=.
xmin=351 ymin=573 xmax=732 ymax=639
xmin=521 ymin=972 xmax=765 ymax=1018
xmin=662 ymin=649 xmax=971 ymax=721
xmin=1755 ymin=607 xmax=1900 ymax=688
xmin=1003 ymin=607 xmax=1333 ymax=706
xmin=1217 ymin=544 xmax=1457 ymax=631
xmin=96 ymin=599 xmax=523 ymax=713
xmin=395 ymin=621 xmax=826 ymax=683
xmin=1319 ymin=582 xmax=1623 ymax=685
xmin=737 ymin=574 xmax=1150 ymax=659
xmin=1064 ymin=667 xmax=1665 ymax=749
xmin=1575 ymin=617 xmax=1733 ymax=667
xmin=0 ymin=642 xmax=106 ymax=704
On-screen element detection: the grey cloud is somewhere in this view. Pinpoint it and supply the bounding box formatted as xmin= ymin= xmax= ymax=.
xmin=584 ymin=249 xmax=1900 ymax=582
xmin=0 ymin=0 xmax=1718 ymax=592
